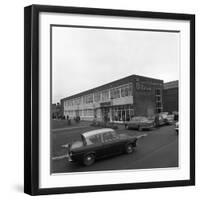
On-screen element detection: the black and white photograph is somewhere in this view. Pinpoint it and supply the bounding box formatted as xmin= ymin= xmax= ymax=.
xmin=24 ymin=5 xmax=195 ymax=195
xmin=51 ymin=25 xmax=180 ymax=173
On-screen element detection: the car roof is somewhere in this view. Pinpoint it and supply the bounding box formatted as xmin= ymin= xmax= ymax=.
xmin=82 ymin=128 xmax=114 ymax=138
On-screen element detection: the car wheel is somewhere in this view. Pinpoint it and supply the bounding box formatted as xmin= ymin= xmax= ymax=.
xmin=125 ymin=143 xmax=134 ymax=154
xmin=83 ymin=153 xmax=95 ymax=166
xmin=138 ymin=126 xmax=143 ymax=131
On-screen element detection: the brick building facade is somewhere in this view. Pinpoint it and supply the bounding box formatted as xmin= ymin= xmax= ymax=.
xmin=163 ymin=80 xmax=178 ymax=113
xmin=61 ymin=75 xmax=163 ymax=123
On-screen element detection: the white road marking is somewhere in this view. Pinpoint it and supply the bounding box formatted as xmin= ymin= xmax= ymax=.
xmin=52 ymin=155 xmax=69 ymax=160
xmin=52 ymin=125 xmax=89 ymax=132
xmin=136 ymin=133 xmax=148 ymax=139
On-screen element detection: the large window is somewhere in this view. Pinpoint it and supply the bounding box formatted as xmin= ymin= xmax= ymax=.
xmin=121 ymin=83 xmax=132 ymax=97
xmin=73 ymin=97 xmax=81 ymax=105
xmin=67 ymin=100 xmax=73 ymax=106
xmin=111 ymin=105 xmax=134 ymax=122
xmin=110 ymin=88 xmax=120 ymax=99
xmin=83 ymin=109 xmax=94 ymax=116
xmin=82 ymin=94 xmax=93 ymax=104
xmin=86 ymin=94 xmax=93 ymax=104
xmin=110 ymin=83 xmax=132 ymax=99
xmin=155 ymin=89 xmax=161 ymax=95
xmin=101 ymin=90 xmax=109 ymax=102
xmin=94 ymin=92 xmax=101 ymax=102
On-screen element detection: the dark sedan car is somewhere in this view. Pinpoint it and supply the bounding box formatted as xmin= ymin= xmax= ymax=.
xmin=66 ymin=128 xmax=138 ymax=166
xmin=125 ymin=116 xmax=155 ymax=131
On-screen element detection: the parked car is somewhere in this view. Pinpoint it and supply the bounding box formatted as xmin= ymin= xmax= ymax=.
xmin=125 ymin=116 xmax=154 ymax=131
xmin=66 ymin=128 xmax=138 ymax=166
xmin=165 ymin=114 xmax=175 ymax=125
xmin=172 ymin=111 xmax=179 ymax=121
xmin=159 ymin=112 xmax=169 ymax=125
xmin=175 ymin=122 xmax=179 ymax=134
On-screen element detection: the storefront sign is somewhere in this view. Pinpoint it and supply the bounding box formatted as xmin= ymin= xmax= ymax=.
xmin=135 ymin=78 xmax=152 ymax=91
xmin=100 ymin=102 xmax=111 ymax=107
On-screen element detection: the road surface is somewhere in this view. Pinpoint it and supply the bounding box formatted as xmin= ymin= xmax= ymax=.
xmin=51 ymin=124 xmax=178 ymax=174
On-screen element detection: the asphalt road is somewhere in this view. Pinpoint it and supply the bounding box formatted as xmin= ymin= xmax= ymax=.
xmin=51 ymin=124 xmax=178 ymax=174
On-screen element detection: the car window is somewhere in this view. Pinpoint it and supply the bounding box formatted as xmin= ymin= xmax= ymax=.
xmin=103 ymin=131 xmax=119 ymax=143
xmin=85 ymin=134 xmax=102 ymax=145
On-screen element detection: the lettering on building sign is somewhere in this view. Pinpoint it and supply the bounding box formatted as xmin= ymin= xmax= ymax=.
xmin=100 ymin=102 xmax=111 ymax=107
xmin=135 ymin=78 xmax=152 ymax=91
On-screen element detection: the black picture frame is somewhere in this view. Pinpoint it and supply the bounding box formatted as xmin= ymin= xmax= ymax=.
xmin=24 ymin=4 xmax=195 ymax=196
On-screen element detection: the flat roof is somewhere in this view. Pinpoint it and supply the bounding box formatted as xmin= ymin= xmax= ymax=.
xmin=82 ymin=128 xmax=114 ymax=137
xmin=61 ymin=74 xmax=163 ymax=102
xmin=164 ymin=80 xmax=178 ymax=89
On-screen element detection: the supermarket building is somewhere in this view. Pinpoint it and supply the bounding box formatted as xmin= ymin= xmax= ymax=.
xmin=61 ymin=75 xmax=163 ymax=123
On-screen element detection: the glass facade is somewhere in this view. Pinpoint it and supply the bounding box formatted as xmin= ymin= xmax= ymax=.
xmin=111 ymin=105 xmax=134 ymax=122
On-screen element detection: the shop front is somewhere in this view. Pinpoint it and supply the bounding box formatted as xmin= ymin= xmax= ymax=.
xmin=111 ymin=105 xmax=134 ymax=123
xmin=100 ymin=102 xmax=134 ymax=123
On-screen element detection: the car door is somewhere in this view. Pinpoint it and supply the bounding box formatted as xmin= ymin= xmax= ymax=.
xmin=85 ymin=134 xmax=105 ymax=159
xmin=102 ymin=131 xmax=121 ymax=157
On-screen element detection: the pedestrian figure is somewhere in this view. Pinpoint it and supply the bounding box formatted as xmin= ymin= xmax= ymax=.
xmin=155 ymin=114 xmax=160 ymax=127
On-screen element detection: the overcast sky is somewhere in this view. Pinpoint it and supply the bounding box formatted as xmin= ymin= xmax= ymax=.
xmin=52 ymin=26 xmax=179 ymax=103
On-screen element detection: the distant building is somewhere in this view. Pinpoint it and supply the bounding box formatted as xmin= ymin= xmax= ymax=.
xmin=163 ymin=80 xmax=178 ymax=113
xmin=61 ymin=75 xmax=164 ymax=122
xmin=51 ymin=103 xmax=62 ymax=119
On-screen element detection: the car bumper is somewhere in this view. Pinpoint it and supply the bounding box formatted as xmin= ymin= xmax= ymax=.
xmin=68 ymin=158 xmax=74 ymax=162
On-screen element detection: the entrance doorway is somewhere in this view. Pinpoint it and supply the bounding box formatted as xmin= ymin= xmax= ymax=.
xmin=101 ymin=107 xmax=110 ymax=123
xmin=111 ymin=105 xmax=134 ymax=122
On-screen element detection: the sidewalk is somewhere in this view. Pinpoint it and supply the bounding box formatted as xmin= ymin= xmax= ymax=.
xmin=51 ymin=119 xmax=92 ymax=129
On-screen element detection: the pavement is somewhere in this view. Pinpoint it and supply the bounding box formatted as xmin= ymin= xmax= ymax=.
xmin=51 ymin=123 xmax=178 ymax=174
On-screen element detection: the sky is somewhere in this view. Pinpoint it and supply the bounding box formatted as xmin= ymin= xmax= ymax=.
xmin=52 ymin=26 xmax=179 ymax=103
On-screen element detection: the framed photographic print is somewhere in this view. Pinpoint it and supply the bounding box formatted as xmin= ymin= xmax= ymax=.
xmin=24 ymin=4 xmax=195 ymax=195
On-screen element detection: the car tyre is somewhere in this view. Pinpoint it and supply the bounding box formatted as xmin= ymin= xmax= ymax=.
xmin=83 ymin=153 xmax=95 ymax=166
xmin=125 ymin=143 xmax=134 ymax=154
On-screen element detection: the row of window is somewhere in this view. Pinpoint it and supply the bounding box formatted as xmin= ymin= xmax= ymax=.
xmin=64 ymin=109 xmax=94 ymax=117
xmin=155 ymin=88 xmax=163 ymax=113
xmin=64 ymin=83 xmax=133 ymax=107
